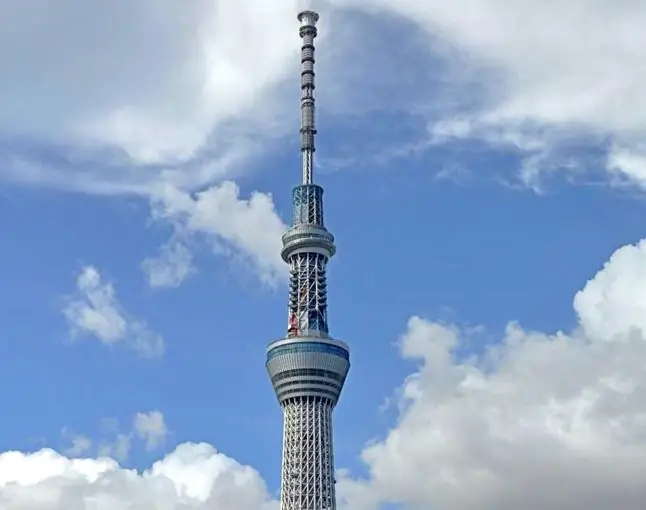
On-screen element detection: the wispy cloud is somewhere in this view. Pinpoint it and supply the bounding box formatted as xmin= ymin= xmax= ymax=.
xmin=133 ymin=411 xmax=169 ymax=452
xmin=335 ymin=0 xmax=646 ymax=187
xmin=62 ymin=411 xmax=170 ymax=462
xmin=142 ymin=238 xmax=195 ymax=289
xmin=63 ymin=266 xmax=165 ymax=358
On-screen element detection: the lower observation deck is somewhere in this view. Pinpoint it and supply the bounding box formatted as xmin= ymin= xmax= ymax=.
xmin=266 ymin=336 xmax=350 ymax=406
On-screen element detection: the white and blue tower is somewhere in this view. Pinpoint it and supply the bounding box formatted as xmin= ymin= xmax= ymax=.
xmin=266 ymin=10 xmax=350 ymax=510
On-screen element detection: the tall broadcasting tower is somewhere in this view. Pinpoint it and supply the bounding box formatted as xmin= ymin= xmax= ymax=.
xmin=266 ymin=10 xmax=350 ymax=510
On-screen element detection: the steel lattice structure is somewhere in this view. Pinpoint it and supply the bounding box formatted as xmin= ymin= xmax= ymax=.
xmin=266 ymin=10 xmax=350 ymax=510
xmin=281 ymin=398 xmax=336 ymax=508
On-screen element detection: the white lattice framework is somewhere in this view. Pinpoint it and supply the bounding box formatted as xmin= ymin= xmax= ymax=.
xmin=281 ymin=397 xmax=336 ymax=510
xmin=288 ymin=251 xmax=329 ymax=334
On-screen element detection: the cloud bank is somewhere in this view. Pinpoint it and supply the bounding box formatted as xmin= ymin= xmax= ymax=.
xmin=337 ymin=0 xmax=646 ymax=185
xmin=0 ymin=442 xmax=277 ymax=510
xmin=0 ymin=0 xmax=304 ymax=187
xmin=338 ymin=238 xmax=646 ymax=510
xmin=8 ymin=0 xmax=646 ymax=193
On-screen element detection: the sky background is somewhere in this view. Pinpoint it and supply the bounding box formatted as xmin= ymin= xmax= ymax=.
xmin=2 ymin=1 xmax=646 ymax=509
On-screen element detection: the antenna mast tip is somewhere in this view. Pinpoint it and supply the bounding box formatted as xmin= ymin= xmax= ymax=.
xmin=298 ymin=10 xmax=319 ymax=26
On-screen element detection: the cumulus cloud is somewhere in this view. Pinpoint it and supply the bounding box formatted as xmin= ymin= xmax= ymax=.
xmin=63 ymin=266 xmax=165 ymax=357
xmin=148 ymin=182 xmax=287 ymax=286
xmin=0 ymin=442 xmax=278 ymax=510
xmin=0 ymin=0 xmax=306 ymax=188
xmin=339 ymin=237 xmax=646 ymax=510
xmin=574 ymin=239 xmax=646 ymax=342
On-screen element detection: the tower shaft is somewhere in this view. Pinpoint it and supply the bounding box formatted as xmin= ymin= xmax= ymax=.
xmin=281 ymin=398 xmax=335 ymax=508
xmin=266 ymin=11 xmax=350 ymax=510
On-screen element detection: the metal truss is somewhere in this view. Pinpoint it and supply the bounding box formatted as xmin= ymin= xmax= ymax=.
xmin=287 ymin=251 xmax=329 ymax=335
xmin=292 ymin=185 xmax=324 ymax=226
xmin=281 ymin=396 xmax=336 ymax=510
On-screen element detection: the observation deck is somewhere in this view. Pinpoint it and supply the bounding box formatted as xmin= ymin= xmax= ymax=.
xmin=266 ymin=335 xmax=350 ymax=406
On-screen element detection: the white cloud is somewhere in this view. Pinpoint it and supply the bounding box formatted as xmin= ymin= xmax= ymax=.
xmin=63 ymin=411 xmax=170 ymax=464
xmin=0 ymin=0 xmax=392 ymax=200
xmin=574 ymin=239 xmax=646 ymax=343
xmin=3 ymin=0 xmax=301 ymax=292
xmin=149 ymin=181 xmax=287 ymax=286
xmin=142 ymin=239 xmax=195 ymax=289
xmin=134 ymin=411 xmax=169 ymax=452
xmin=63 ymin=266 xmax=127 ymax=343
xmin=338 ymin=237 xmax=646 ymax=510
xmin=4 ymin=1 xmax=646 ymax=193
xmin=62 ymin=434 xmax=92 ymax=457
xmin=20 ymin=0 xmax=645 ymax=290
xmin=63 ymin=266 xmax=165 ymax=357
xmin=0 ymin=443 xmax=278 ymax=510
xmin=0 ymin=0 xmax=305 ymax=187
xmin=606 ymin=145 xmax=646 ymax=187
xmin=323 ymin=0 xmax=646 ymax=186
xmin=97 ymin=434 xmax=132 ymax=464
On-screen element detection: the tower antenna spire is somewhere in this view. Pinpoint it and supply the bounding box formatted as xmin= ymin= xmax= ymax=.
xmin=298 ymin=10 xmax=319 ymax=185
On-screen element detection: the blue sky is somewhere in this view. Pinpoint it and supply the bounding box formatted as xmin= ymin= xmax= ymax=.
xmin=2 ymin=2 xmax=646 ymax=510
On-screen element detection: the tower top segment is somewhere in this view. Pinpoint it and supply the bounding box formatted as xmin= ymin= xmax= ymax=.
xmin=297 ymin=10 xmax=319 ymax=185
xmin=298 ymin=10 xmax=319 ymax=26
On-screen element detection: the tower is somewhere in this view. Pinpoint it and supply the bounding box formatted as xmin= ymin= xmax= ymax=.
xmin=266 ymin=10 xmax=350 ymax=510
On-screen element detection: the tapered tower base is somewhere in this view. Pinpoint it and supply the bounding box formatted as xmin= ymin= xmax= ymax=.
xmin=267 ymin=336 xmax=349 ymax=510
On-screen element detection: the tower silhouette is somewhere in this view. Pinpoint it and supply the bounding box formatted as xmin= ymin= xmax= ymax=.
xmin=266 ymin=10 xmax=350 ymax=510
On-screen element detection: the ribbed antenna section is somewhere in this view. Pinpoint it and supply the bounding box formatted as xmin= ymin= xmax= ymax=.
xmin=298 ymin=10 xmax=318 ymax=185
